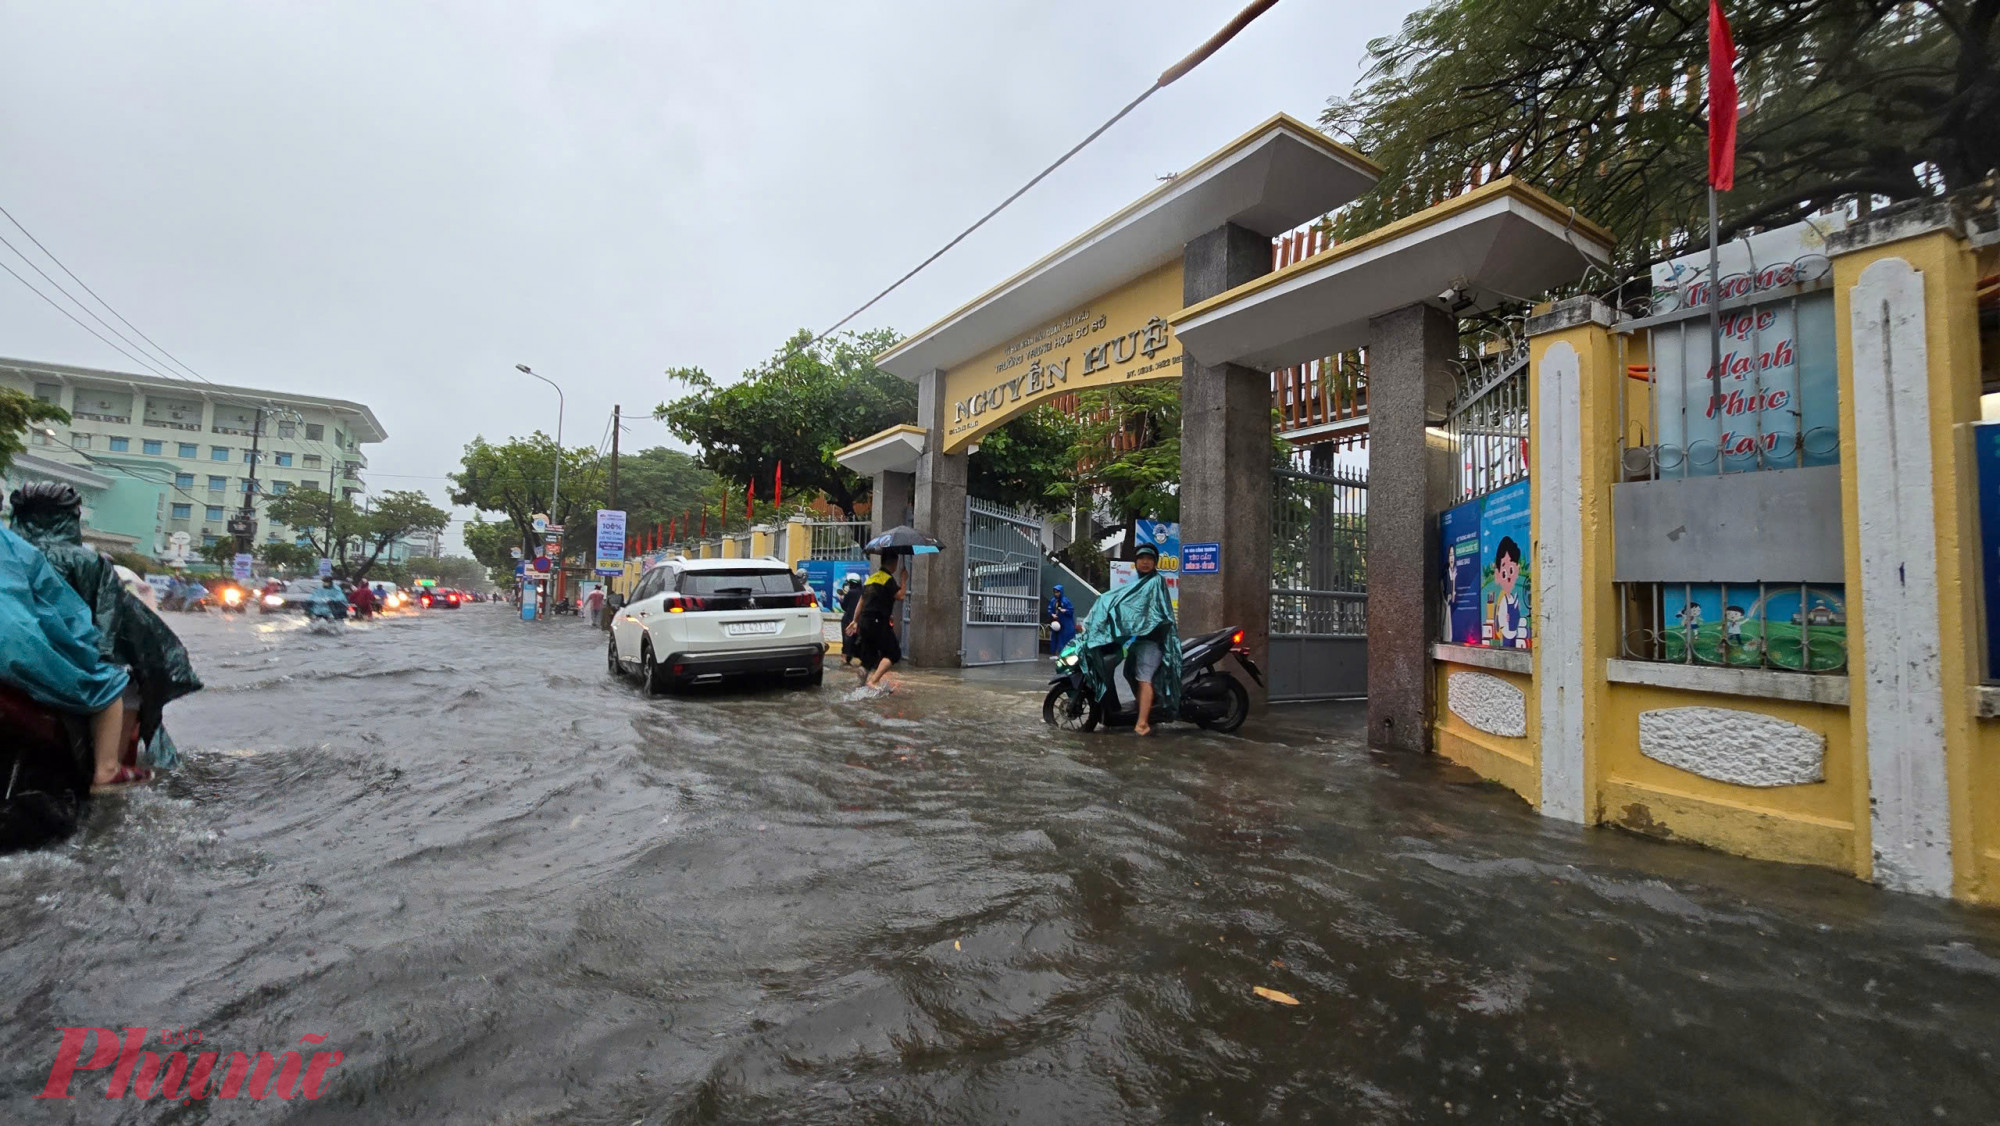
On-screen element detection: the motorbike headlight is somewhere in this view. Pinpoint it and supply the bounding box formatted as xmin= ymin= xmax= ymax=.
xmin=262 ymin=594 xmax=283 ymax=607
xmin=223 ymin=589 xmax=242 ymax=604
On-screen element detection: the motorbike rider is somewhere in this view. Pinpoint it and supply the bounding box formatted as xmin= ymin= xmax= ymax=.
xmin=0 ymin=521 xmax=136 ymax=792
xmin=1075 ymin=541 xmax=1180 ymax=735
xmin=8 ymin=482 xmax=202 ymax=777
xmin=307 ymin=576 xmax=346 ymax=620
xmin=347 ymin=579 xmax=376 ymax=620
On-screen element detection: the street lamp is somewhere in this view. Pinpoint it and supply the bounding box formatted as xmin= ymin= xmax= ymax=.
xmin=514 ymin=364 xmax=565 ymax=516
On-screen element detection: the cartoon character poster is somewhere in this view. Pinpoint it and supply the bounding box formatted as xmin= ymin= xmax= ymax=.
xmin=1659 ymin=584 xmax=1846 ymax=670
xmin=1436 ymin=479 xmax=1531 ymax=649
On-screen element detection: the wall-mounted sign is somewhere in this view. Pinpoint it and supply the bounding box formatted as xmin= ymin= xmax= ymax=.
xmin=595 ymin=509 xmax=627 ymax=576
xmin=1975 ymin=422 xmax=2000 ymax=680
xmin=940 ymin=260 xmax=1185 ymax=453
xmin=1182 ymin=542 xmax=1220 ymax=574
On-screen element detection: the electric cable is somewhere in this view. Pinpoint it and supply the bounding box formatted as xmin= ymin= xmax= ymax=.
xmin=813 ymin=0 xmax=1282 ymax=343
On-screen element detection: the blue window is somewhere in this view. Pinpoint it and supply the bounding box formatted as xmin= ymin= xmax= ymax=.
xmin=242 ymin=449 xmax=256 ymax=464
xmin=108 ymin=436 xmax=129 ymax=452
xmin=171 ymin=503 xmax=192 ymax=519
xmin=272 ymin=481 xmax=289 ymax=495
xmin=210 ymin=446 xmax=229 ymax=461
xmin=142 ymin=439 xmax=163 ymax=455
xmin=205 ymin=505 xmax=224 ymax=520
xmin=174 ymin=473 xmax=194 ymax=489
xmin=201 ymin=532 xmax=217 ymax=546
xmin=207 ymin=475 xmax=226 ymax=491
xmin=275 ymin=452 xmax=292 ymax=467
xmin=242 ymin=479 xmax=256 ymax=494
xmin=178 ymin=442 xmax=198 ymax=458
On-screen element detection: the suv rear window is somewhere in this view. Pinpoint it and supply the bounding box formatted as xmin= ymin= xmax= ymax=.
xmin=677 ymin=570 xmax=801 ymax=596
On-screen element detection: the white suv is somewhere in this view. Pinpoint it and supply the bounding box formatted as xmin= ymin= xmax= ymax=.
xmin=608 ymin=557 xmax=826 ymax=692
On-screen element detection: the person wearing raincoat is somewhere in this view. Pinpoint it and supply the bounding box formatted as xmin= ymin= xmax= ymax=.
xmin=0 ymin=522 xmax=134 ymax=792
xmin=1076 ymin=542 xmax=1180 ymax=735
xmin=1045 ymin=584 xmax=1076 ymax=654
xmin=8 ymin=483 xmax=201 ymax=776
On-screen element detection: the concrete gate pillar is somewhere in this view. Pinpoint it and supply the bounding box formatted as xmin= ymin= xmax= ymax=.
xmin=1178 ymin=223 xmax=1275 ymax=704
xmin=1365 ymin=302 xmax=1459 ymax=752
xmin=872 ymin=470 xmax=914 ymax=537
xmin=909 ymin=369 xmax=967 ymax=667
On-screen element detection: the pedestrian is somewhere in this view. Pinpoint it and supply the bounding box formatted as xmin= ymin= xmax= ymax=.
xmin=1046 ymin=583 xmax=1076 ymax=655
xmin=836 ymin=572 xmax=864 ymax=666
xmin=844 ymin=556 xmax=904 ymax=691
xmin=584 ymin=585 xmax=605 ymax=627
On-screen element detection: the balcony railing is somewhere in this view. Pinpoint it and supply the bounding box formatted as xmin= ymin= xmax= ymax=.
xmin=143 ymin=419 xmax=202 ymax=432
xmin=73 ymin=412 xmax=129 ymax=424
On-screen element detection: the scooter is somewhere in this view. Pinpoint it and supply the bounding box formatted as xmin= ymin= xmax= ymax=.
xmin=306 ymin=599 xmax=347 ymax=635
xmin=1042 ymin=627 xmax=1263 ymax=734
xmin=0 ymin=684 xmax=97 ymax=853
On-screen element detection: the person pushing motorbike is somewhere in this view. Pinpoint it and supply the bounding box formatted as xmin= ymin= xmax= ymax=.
xmin=1076 ymin=542 xmax=1180 ymax=735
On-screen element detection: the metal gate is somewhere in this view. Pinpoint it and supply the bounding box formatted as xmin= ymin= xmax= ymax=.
xmin=963 ymin=497 xmax=1044 ymax=665
xmin=1270 ymin=455 xmax=1368 ymax=700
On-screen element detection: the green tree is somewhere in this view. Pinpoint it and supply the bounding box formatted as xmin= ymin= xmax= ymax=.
xmin=257 ymin=542 xmax=317 ymax=575
xmin=967 ymin=406 xmax=1085 ymax=515
xmin=263 ymin=486 xmax=446 ymax=583
xmin=197 ymin=537 xmax=238 ymax=570
xmin=462 ymin=514 xmax=517 ymax=586
xmin=447 ymin=434 xmax=604 ymax=562
xmin=610 ymin=445 xmax=720 ymax=544
xmin=1323 ymin=0 xmax=1998 ymax=283
xmin=1067 ymin=384 xmax=1184 ymax=550
xmin=656 ymin=328 xmax=913 ymax=518
xmin=0 ymin=388 xmax=68 ymax=475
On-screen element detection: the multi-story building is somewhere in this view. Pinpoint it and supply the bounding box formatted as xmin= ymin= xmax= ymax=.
xmin=0 ymin=358 xmax=386 ymax=562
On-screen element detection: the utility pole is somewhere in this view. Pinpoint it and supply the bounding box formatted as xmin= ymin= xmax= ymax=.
xmin=604 ymin=405 xmax=621 ymax=630
xmin=231 ymin=406 xmax=265 ymax=560
xmin=325 ymin=457 xmax=339 ymax=572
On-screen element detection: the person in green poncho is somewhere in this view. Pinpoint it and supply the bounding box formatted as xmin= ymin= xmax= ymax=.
xmin=8 ymin=483 xmax=202 ymax=780
xmin=1076 ymin=541 xmax=1180 ymax=735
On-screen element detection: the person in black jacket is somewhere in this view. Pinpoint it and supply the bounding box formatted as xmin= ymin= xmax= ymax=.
xmin=836 ymin=573 xmax=864 ymax=666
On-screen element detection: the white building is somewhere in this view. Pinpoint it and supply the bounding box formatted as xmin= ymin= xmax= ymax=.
xmin=0 ymin=358 xmax=387 ymax=561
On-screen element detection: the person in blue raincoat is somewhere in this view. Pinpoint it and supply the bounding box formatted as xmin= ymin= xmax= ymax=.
xmin=1045 ymin=584 xmax=1076 ymax=655
xmin=0 ymin=522 xmax=136 ymax=791
xmin=1076 ymin=542 xmax=1180 ymax=735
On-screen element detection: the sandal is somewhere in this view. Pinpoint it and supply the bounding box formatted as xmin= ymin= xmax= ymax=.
xmin=91 ymin=766 xmax=153 ymax=794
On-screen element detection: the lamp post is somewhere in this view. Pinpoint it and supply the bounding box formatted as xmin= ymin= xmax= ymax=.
xmin=514 ymin=364 xmax=565 ymax=516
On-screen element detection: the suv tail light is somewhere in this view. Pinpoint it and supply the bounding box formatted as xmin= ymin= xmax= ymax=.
xmin=792 ymin=591 xmax=817 ymax=607
xmin=661 ymin=594 xmax=709 ymax=613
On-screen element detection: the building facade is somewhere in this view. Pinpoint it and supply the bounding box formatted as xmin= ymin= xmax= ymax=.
xmin=0 ymin=358 xmax=386 ymax=562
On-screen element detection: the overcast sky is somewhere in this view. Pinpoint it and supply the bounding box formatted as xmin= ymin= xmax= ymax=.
xmin=0 ymin=0 xmax=1417 ymax=549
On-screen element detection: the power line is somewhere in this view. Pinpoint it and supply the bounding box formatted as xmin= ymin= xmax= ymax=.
xmin=0 ymin=230 xmax=191 ymax=382
xmin=0 ymin=257 xmax=183 ymax=379
xmin=813 ymin=0 xmax=1282 ymax=343
xmin=0 ymin=203 xmax=215 ymax=384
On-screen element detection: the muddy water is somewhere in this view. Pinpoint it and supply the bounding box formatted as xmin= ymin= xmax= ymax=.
xmin=5 ymin=607 xmax=1999 ymax=1124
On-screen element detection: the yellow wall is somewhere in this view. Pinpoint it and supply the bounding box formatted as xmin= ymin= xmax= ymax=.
xmin=1597 ymin=685 xmax=1860 ymax=871
xmin=1433 ymin=660 xmax=1539 ymax=806
xmin=940 ymin=260 xmax=1185 ymax=453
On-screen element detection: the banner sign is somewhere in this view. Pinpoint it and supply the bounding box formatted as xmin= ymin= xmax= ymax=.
xmin=235 ymin=554 xmax=256 ymax=582
xmin=1658 ymin=583 xmax=1847 ymax=671
xmin=801 ymin=559 xmax=872 ymax=613
xmin=595 ymin=509 xmax=627 ymax=575
xmin=1182 ymin=542 xmax=1220 ymax=574
xmin=1436 ymin=479 xmax=1531 ymax=649
xmin=1974 ymin=422 xmax=2000 ymax=680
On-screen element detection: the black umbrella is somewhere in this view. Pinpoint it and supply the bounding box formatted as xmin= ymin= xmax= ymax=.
xmin=863 ymin=525 xmax=942 ymax=556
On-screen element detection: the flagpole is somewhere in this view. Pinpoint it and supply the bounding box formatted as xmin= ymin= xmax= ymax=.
xmin=1708 ymin=184 xmax=1724 ymax=417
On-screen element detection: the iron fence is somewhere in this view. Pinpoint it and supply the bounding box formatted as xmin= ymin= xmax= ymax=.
xmin=964 ymin=497 xmax=1043 ymax=628
xmin=1612 ymin=250 xmax=1845 ymax=673
xmin=1271 ymin=459 xmax=1367 ymax=638
xmin=809 ymin=521 xmax=869 ymax=560
xmin=1443 ymin=339 xmax=1530 ymax=503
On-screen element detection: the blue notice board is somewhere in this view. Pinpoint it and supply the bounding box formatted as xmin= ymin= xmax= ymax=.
xmin=1183 ymin=542 xmax=1220 ymax=574
xmin=1975 ymin=422 xmax=2000 ymax=678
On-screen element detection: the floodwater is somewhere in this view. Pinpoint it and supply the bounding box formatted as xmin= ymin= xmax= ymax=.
xmin=6 ymin=607 xmax=2000 ymax=1124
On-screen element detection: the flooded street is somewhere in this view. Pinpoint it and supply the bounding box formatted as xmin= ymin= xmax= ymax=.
xmin=7 ymin=605 xmax=2000 ymax=1124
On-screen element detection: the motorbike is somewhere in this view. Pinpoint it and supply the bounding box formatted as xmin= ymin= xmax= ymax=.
xmin=215 ymin=584 xmax=249 ymax=613
xmin=306 ymin=598 xmax=347 ymax=635
xmin=0 ymin=684 xmax=98 ymax=852
xmin=1042 ymin=626 xmax=1262 ymax=734
xmin=160 ymin=588 xmax=210 ymax=613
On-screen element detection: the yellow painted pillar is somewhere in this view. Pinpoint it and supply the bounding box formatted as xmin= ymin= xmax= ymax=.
xmin=1525 ymin=297 xmax=1621 ymax=823
xmin=785 ymin=516 xmax=811 ymax=571
xmin=1831 ymin=208 xmax=1986 ymax=899
xmin=751 ymin=525 xmax=773 ymax=558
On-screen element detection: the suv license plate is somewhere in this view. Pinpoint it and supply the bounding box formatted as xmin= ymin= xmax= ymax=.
xmin=725 ymin=620 xmax=781 ymax=637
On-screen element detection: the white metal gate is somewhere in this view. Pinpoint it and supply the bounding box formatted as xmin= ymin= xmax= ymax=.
xmin=963 ymin=497 xmax=1043 ymax=666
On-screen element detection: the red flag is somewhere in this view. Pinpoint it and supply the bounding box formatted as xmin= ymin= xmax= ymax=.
xmin=774 ymin=460 xmax=782 ymax=508
xmin=699 ymin=508 xmax=707 ymax=537
xmin=746 ymin=480 xmax=755 ymax=520
xmin=1708 ymin=0 xmax=1738 ymax=191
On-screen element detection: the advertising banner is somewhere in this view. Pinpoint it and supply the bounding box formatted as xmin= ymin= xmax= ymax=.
xmin=800 ymin=559 xmax=872 ymax=613
xmin=1970 ymin=422 xmax=2000 ymax=678
xmin=595 ymin=509 xmax=627 ymax=575
xmin=1436 ymin=478 xmax=1531 ymax=649
xmin=1659 ymin=584 xmax=1847 ymax=671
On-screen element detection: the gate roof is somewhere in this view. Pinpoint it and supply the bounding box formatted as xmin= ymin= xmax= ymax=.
xmin=875 ymin=114 xmax=1379 ymax=381
xmin=1171 ymin=178 xmax=1613 ymax=371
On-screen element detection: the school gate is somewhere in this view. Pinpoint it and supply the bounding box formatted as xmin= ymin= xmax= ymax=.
xmin=962 ymin=497 xmax=1044 ymax=666
xmin=1269 ymin=454 xmax=1368 ymax=701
